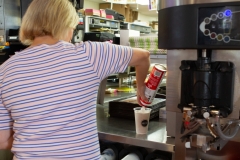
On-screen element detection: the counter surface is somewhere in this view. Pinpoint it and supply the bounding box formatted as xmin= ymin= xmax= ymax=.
xmin=97 ymin=105 xmax=175 ymax=153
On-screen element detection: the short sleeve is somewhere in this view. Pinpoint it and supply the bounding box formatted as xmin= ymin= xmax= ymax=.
xmin=81 ymin=41 xmax=133 ymax=80
xmin=0 ymin=94 xmax=13 ymax=130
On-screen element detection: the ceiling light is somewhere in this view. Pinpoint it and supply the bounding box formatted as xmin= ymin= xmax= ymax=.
xmin=102 ymin=0 xmax=149 ymax=5
xmin=136 ymin=0 xmax=149 ymax=5
xmin=102 ymin=0 xmax=127 ymax=4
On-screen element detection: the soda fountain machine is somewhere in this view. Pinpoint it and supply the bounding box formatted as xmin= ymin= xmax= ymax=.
xmin=158 ymin=1 xmax=240 ymax=159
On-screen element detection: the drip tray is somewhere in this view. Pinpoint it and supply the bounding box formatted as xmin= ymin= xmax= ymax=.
xmin=108 ymin=96 xmax=166 ymax=120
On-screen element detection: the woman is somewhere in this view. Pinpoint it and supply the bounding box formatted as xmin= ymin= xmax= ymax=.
xmin=0 ymin=0 xmax=150 ymax=159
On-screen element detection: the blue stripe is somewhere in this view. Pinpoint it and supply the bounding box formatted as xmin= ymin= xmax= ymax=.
xmin=104 ymin=43 xmax=112 ymax=77
xmin=124 ymin=47 xmax=133 ymax=72
xmin=3 ymin=57 xmax=90 ymax=78
xmin=94 ymin=42 xmax=102 ymax=78
xmin=99 ymin=43 xmax=109 ymax=79
xmin=15 ymin=42 xmax=72 ymax=58
xmin=14 ymin=113 xmax=96 ymax=134
xmin=15 ymin=109 xmax=96 ymax=129
xmin=13 ymin=100 xmax=96 ymax=121
xmin=18 ymin=120 xmax=96 ymax=139
xmin=4 ymin=71 xmax=97 ymax=93
xmin=7 ymin=87 xmax=97 ymax=109
xmin=61 ymin=118 xmax=96 ymax=131
xmin=115 ymin=46 xmax=121 ymax=72
xmin=0 ymin=41 xmax=132 ymax=159
xmin=2 ymin=47 xmax=76 ymax=71
xmin=15 ymin=41 xmax=67 ymax=55
xmin=0 ymin=119 xmax=13 ymax=123
xmin=107 ymin=44 xmax=116 ymax=75
xmin=11 ymin=93 xmax=97 ymax=113
xmin=3 ymin=46 xmax=73 ymax=69
xmin=0 ymin=126 xmax=13 ymax=130
xmin=4 ymin=79 xmax=98 ymax=101
xmin=17 ymin=122 xmax=97 ymax=140
xmin=17 ymin=120 xmax=96 ymax=137
xmin=19 ymin=140 xmax=99 ymax=153
xmin=3 ymin=73 xmax=98 ymax=94
xmin=87 ymin=41 xmax=93 ymax=62
xmin=14 ymin=130 xmax=97 ymax=147
xmin=2 ymin=70 xmax=97 ymax=93
xmin=2 ymin=57 xmax=90 ymax=80
xmin=15 ymin=149 xmax=100 ymax=159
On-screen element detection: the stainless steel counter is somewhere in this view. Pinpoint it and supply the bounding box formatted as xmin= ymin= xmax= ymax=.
xmin=97 ymin=105 xmax=175 ymax=153
xmin=103 ymin=78 xmax=166 ymax=103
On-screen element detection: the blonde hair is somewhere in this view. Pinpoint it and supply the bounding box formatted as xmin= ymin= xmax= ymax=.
xmin=19 ymin=0 xmax=79 ymax=45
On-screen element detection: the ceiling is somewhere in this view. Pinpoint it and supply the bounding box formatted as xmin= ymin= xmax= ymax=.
xmin=87 ymin=0 xmax=158 ymax=17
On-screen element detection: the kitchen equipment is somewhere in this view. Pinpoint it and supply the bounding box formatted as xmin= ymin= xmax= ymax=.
xmin=158 ymin=0 xmax=240 ymax=159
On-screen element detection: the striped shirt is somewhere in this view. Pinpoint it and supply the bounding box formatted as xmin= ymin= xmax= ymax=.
xmin=0 ymin=41 xmax=132 ymax=160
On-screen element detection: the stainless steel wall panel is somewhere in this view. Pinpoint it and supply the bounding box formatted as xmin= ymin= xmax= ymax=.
xmin=0 ymin=15 xmax=4 ymax=29
xmin=0 ymin=0 xmax=3 ymax=14
xmin=0 ymin=0 xmax=4 ymax=30
xmin=3 ymin=0 xmax=21 ymax=38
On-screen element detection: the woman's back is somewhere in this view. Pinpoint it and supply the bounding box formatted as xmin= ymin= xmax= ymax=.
xmin=0 ymin=41 xmax=132 ymax=159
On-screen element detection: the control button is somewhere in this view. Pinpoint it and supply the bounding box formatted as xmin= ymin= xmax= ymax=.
xmin=204 ymin=17 xmax=210 ymax=24
xmin=223 ymin=36 xmax=231 ymax=43
xmin=204 ymin=29 xmax=210 ymax=36
xmin=217 ymin=34 xmax=223 ymax=41
xmin=218 ymin=12 xmax=224 ymax=19
xmin=187 ymin=110 xmax=193 ymax=116
xmin=210 ymin=32 xmax=216 ymax=39
xmin=211 ymin=14 xmax=217 ymax=21
xmin=225 ymin=9 xmax=232 ymax=17
xmin=203 ymin=112 xmax=210 ymax=119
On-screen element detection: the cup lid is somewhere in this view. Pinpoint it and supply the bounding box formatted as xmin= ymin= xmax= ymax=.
xmin=133 ymin=107 xmax=152 ymax=113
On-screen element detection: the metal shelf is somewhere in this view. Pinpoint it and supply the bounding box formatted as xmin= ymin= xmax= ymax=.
xmin=97 ymin=104 xmax=175 ymax=152
xmin=84 ymin=16 xmax=120 ymax=33
xmin=123 ymin=22 xmax=152 ymax=34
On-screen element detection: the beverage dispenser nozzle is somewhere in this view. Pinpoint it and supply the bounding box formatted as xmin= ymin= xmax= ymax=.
xmin=196 ymin=49 xmax=212 ymax=71
xmin=190 ymin=49 xmax=213 ymax=110
xmin=204 ymin=112 xmax=219 ymax=138
xmin=182 ymin=107 xmax=200 ymax=132
xmin=179 ymin=47 xmax=236 ymax=152
xmin=202 ymin=49 xmax=207 ymax=57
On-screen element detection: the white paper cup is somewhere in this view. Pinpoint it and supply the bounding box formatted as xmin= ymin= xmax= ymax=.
xmin=100 ymin=148 xmax=116 ymax=160
xmin=133 ymin=107 xmax=152 ymax=134
xmin=122 ymin=153 xmax=140 ymax=160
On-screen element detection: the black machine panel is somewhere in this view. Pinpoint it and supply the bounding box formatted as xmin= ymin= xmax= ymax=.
xmin=198 ymin=6 xmax=240 ymax=46
xmin=70 ymin=0 xmax=84 ymax=10
xmin=83 ymin=32 xmax=117 ymax=43
xmin=178 ymin=50 xmax=235 ymax=118
xmin=158 ymin=2 xmax=240 ymax=49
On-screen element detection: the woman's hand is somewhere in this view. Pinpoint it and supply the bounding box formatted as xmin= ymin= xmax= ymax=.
xmin=0 ymin=130 xmax=14 ymax=150
xmin=128 ymin=48 xmax=150 ymax=106
xmin=137 ymin=84 xmax=148 ymax=106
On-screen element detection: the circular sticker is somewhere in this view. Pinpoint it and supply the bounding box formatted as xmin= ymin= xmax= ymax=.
xmin=141 ymin=120 xmax=148 ymax=127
